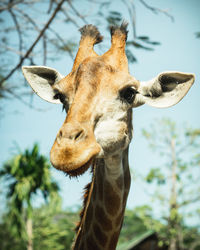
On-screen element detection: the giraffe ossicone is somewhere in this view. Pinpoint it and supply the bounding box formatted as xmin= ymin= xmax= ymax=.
xmin=22 ymin=23 xmax=195 ymax=249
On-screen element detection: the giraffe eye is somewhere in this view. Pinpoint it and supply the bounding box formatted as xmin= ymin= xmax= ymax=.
xmin=120 ymin=87 xmax=137 ymax=104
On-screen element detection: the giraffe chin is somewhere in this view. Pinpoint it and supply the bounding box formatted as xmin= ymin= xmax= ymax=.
xmin=50 ymin=154 xmax=95 ymax=177
xmin=50 ymin=142 xmax=101 ymax=177
xmin=66 ymin=157 xmax=94 ymax=177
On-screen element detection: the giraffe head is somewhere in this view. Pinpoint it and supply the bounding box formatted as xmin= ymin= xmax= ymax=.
xmin=22 ymin=23 xmax=195 ymax=176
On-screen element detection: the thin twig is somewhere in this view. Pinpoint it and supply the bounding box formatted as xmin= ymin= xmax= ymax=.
xmin=0 ymin=44 xmax=26 ymax=56
xmin=0 ymin=0 xmax=24 ymax=13
xmin=139 ymin=0 xmax=174 ymax=22
xmin=14 ymin=6 xmax=40 ymax=32
xmin=129 ymin=0 xmax=137 ymax=38
xmin=67 ymin=0 xmax=88 ymax=24
xmin=48 ymin=27 xmax=74 ymax=59
xmin=43 ymin=34 xmax=47 ymax=65
xmin=178 ymin=194 xmax=200 ymax=208
xmin=8 ymin=9 xmax=23 ymax=60
xmin=122 ymin=0 xmax=137 ymax=38
xmin=0 ymin=0 xmax=42 ymax=12
xmin=60 ymin=7 xmax=80 ymax=28
xmin=14 ymin=6 xmax=74 ymax=59
xmin=4 ymin=88 xmax=48 ymax=112
xmin=0 ymin=0 xmax=65 ymax=86
xmin=47 ymin=0 xmax=54 ymax=14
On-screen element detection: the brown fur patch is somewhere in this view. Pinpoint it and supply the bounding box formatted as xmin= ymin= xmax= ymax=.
xmin=116 ymin=207 xmax=126 ymax=234
xmin=108 ymin=231 xmax=120 ymax=250
xmin=74 ymin=239 xmax=86 ymax=250
xmin=93 ymin=181 xmax=97 ymax=201
xmin=97 ymin=179 xmax=103 ymax=201
xmin=116 ymin=175 xmax=123 ymax=190
xmin=86 ymin=234 xmax=101 ymax=250
xmin=84 ymin=203 xmax=93 ymax=232
xmin=96 ymin=160 xmax=104 ymax=201
xmin=87 ymin=60 xmax=103 ymax=76
xmin=105 ymin=64 xmax=116 ymax=73
xmin=104 ymin=180 xmax=120 ymax=215
xmin=75 ymin=163 xmax=95 ymax=233
xmin=115 ymin=209 xmax=123 ymax=227
xmin=74 ymin=59 xmax=102 ymax=95
xmin=95 ymin=204 xmax=113 ymax=231
xmin=123 ymin=154 xmax=131 ymax=191
xmin=93 ymin=222 xmax=108 ymax=247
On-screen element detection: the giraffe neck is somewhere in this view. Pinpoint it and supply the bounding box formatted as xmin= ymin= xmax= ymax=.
xmin=73 ymin=147 xmax=131 ymax=250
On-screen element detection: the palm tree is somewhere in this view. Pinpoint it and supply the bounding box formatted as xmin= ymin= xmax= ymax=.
xmin=0 ymin=143 xmax=59 ymax=250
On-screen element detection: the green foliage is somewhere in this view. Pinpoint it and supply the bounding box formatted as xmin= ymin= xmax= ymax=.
xmin=0 ymin=213 xmax=26 ymax=250
xmin=146 ymin=168 xmax=165 ymax=184
xmin=119 ymin=207 xmax=149 ymax=244
xmin=142 ymin=118 xmax=200 ymax=249
xmin=33 ymin=205 xmax=78 ymax=250
xmin=0 ymin=204 xmax=79 ymax=250
xmin=118 ymin=205 xmax=200 ymax=250
xmin=0 ymin=143 xmax=60 ymax=245
xmin=119 ymin=205 xmax=170 ymax=249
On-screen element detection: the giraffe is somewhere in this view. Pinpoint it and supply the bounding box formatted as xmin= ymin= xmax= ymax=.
xmin=22 ymin=23 xmax=195 ymax=250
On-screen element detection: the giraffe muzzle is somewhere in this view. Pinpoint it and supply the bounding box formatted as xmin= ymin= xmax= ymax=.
xmin=50 ymin=122 xmax=101 ymax=176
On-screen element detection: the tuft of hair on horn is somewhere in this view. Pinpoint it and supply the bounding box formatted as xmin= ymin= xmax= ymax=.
xmin=110 ymin=21 xmax=129 ymax=42
xmin=79 ymin=24 xmax=103 ymax=45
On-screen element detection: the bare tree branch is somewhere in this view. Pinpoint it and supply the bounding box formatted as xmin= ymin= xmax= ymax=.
xmin=8 ymin=8 xmax=23 ymax=60
xmin=3 ymin=87 xmax=48 ymax=111
xmin=178 ymin=196 xmax=200 ymax=208
xmin=14 ymin=6 xmax=74 ymax=60
xmin=60 ymin=7 xmax=80 ymax=28
xmin=0 ymin=0 xmax=173 ymax=108
xmin=43 ymin=34 xmax=47 ymax=65
xmin=0 ymin=0 xmax=24 ymax=13
xmin=0 ymin=0 xmax=42 ymax=13
xmin=0 ymin=0 xmax=65 ymax=87
xmin=47 ymin=0 xmax=54 ymax=14
xmin=139 ymin=0 xmax=174 ymax=22
xmin=14 ymin=6 xmax=40 ymax=31
xmin=122 ymin=0 xmax=137 ymax=38
xmin=48 ymin=27 xmax=74 ymax=59
xmin=1 ymin=44 xmax=26 ymax=57
xmin=67 ymin=0 xmax=88 ymax=24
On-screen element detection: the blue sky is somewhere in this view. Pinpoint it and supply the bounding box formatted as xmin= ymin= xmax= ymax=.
xmin=1 ymin=0 xmax=200 ymax=216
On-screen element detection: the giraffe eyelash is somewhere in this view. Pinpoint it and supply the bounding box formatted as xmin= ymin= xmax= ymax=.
xmin=62 ymin=104 xmax=65 ymax=112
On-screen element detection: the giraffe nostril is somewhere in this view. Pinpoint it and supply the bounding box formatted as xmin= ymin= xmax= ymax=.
xmin=74 ymin=130 xmax=84 ymax=141
xmin=58 ymin=124 xmax=85 ymax=142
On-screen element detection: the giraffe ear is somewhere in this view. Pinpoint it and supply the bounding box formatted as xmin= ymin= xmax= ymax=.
xmin=22 ymin=66 xmax=64 ymax=104
xmin=134 ymin=71 xmax=195 ymax=108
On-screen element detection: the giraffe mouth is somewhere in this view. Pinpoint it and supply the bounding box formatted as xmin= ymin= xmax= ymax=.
xmin=66 ymin=157 xmax=94 ymax=177
xmin=50 ymin=140 xmax=101 ymax=176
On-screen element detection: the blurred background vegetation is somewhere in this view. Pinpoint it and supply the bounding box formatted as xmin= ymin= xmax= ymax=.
xmin=0 ymin=0 xmax=199 ymax=250
xmin=1 ymin=122 xmax=199 ymax=250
